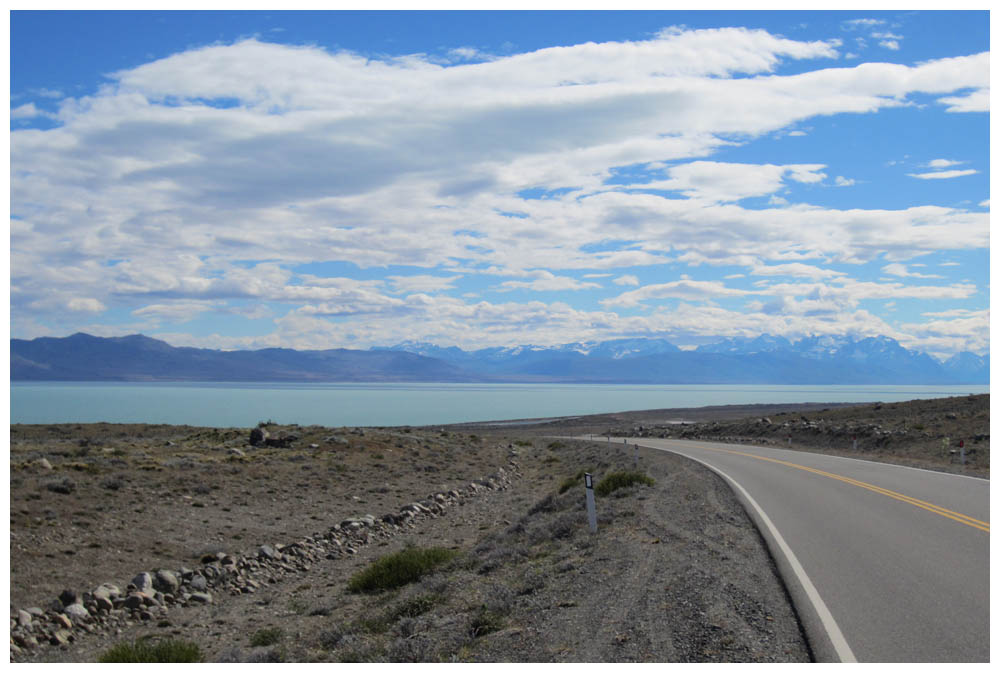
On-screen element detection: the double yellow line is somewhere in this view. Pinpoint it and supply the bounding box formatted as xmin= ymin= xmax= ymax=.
xmin=696 ymin=444 xmax=990 ymax=533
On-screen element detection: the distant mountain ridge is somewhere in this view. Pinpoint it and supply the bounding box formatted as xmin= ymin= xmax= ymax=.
xmin=10 ymin=332 xmax=989 ymax=384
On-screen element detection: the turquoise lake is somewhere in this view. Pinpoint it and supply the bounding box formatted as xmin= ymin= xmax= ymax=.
xmin=9 ymin=382 xmax=989 ymax=428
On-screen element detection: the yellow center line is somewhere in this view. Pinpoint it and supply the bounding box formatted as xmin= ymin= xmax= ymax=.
xmin=692 ymin=443 xmax=990 ymax=533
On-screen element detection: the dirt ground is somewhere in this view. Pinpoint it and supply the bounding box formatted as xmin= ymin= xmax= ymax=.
xmin=10 ymin=422 xmax=808 ymax=662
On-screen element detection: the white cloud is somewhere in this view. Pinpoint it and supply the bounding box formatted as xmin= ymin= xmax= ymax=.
xmin=132 ymin=300 xmax=220 ymax=324
xmin=387 ymin=275 xmax=462 ymax=294
xmin=881 ymin=263 xmax=944 ymax=279
xmin=601 ymin=279 xmax=754 ymax=308
xmin=629 ymin=161 xmax=826 ymax=202
xmin=750 ymin=263 xmax=846 ymax=280
xmin=613 ymin=274 xmax=640 ymax=286
xmin=834 ymin=176 xmax=855 ymax=187
xmin=928 ymin=158 xmax=962 ymax=168
xmin=8 ymin=28 xmax=990 ymax=356
xmin=907 ymin=169 xmax=978 ymax=180
xmin=497 ymin=271 xmax=602 ymax=293
xmin=937 ymin=88 xmax=989 ymax=113
xmin=11 ymin=103 xmax=43 ymax=119
xmin=878 ymin=40 xmax=900 ymax=51
xmin=787 ymin=130 xmax=807 ymax=136
xmin=842 ymin=19 xmax=886 ymax=29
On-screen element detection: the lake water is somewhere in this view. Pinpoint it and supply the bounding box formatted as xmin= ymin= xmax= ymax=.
xmin=8 ymin=382 xmax=989 ymax=428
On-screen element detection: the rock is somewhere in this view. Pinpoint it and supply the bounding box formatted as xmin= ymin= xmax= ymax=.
xmin=189 ymin=574 xmax=208 ymax=592
xmin=93 ymin=583 xmax=121 ymax=601
xmin=51 ymin=613 xmax=73 ymax=629
xmin=258 ymin=544 xmax=279 ymax=560
xmin=94 ymin=596 xmax=114 ymax=612
xmin=17 ymin=609 xmax=32 ymax=628
xmin=228 ymin=447 xmax=246 ymax=457
xmin=58 ymin=589 xmax=79 ymax=607
xmin=153 ymin=570 xmax=180 ymax=594
xmin=26 ymin=607 xmax=44 ymax=618
xmin=123 ymin=594 xmax=145 ymax=610
xmin=249 ymin=427 xmax=269 ymax=446
xmin=36 ymin=458 xmax=53 ymax=470
xmin=189 ymin=592 xmax=213 ymax=604
xmin=49 ymin=629 xmax=72 ymax=646
xmin=64 ymin=603 xmax=90 ymax=620
xmin=131 ymin=572 xmax=154 ymax=594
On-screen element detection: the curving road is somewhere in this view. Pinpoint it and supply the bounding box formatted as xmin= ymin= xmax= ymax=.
xmin=620 ymin=438 xmax=989 ymax=663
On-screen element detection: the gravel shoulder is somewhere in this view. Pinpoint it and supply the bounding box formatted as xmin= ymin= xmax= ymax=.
xmin=10 ymin=423 xmax=809 ymax=662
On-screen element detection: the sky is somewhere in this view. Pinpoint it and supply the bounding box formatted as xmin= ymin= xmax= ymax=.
xmin=9 ymin=9 xmax=991 ymax=358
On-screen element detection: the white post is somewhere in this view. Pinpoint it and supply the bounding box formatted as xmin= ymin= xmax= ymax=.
xmin=584 ymin=473 xmax=597 ymax=533
xmin=960 ymin=440 xmax=966 ymax=465
xmin=852 ymin=436 xmax=858 ymax=451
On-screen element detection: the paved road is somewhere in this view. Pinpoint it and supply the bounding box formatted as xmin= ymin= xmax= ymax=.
xmin=621 ymin=438 xmax=989 ymax=662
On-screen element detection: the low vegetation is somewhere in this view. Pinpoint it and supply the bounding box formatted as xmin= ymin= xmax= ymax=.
xmin=347 ymin=546 xmax=459 ymax=593
xmin=594 ymin=470 xmax=655 ymax=497
xmin=98 ymin=637 xmax=202 ymax=663
xmin=249 ymin=627 xmax=285 ymax=647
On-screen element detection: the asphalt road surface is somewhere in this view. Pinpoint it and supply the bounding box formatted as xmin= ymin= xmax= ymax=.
xmin=623 ymin=437 xmax=989 ymax=663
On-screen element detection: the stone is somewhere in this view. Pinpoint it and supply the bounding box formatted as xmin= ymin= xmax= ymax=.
xmin=189 ymin=574 xmax=208 ymax=592
xmin=123 ymin=594 xmax=144 ymax=611
xmin=51 ymin=613 xmax=73 ymax=629
xmin=94 ymin=596 xmax=114 ymax=612
xmin=26 ymin=607 xmax=44 ymax=618
xmin=50 ymin=629 xmax=72 ymax=646
xmin=249 ymin=427 xmax=269 ymax=446
xmin=93 ymin=583 xmax=121 ymax=601
xmin=131 ymin=572 xmax=154 ymax=594
xmin=64 ymin=603 xmax=90 ymax=620
xmin=258 ymin=544 xmax=279 ymax=560
xmin=59 ymin=589 xmax=79 ymax=606
xmin=17 ymin=609 xmax=32 ymax=628
xmin=36 ymin=458 xmax=53 ymax=470
xmin=153 ymin=569 xmax=180 ymax=594
xmin=189 ymin=592 xmax=213 ymax=604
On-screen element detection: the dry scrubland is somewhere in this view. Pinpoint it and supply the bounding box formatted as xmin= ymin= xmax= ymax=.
xmin=10 ymin=421 xmax=807 ymax=662
xmin=9 ymin=395 xmax=987 ymax=662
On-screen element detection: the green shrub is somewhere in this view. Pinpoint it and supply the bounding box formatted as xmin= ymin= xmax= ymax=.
xmin=547 ymin=441 xmax=566 ymax=450
xmin=98 ymin=638 xmax=202 ymax=663
xmin=348 ymin=547 xmax=458 ymax=593
xmin=250 ymin=627 xmax=284 ymax=647
xmin=557 ymin=468 xmax=594 ymax=494
xmin=594 ymin=471 xmax=655 ymax=497
xmin=469 ymin=606 xmax=505 ymax=638
xmin=513 ymin=440 xmax=532 ymax=447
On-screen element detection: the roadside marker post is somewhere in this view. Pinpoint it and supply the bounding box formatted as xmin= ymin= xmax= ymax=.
xmin=960 ymin=439 xmax=966 ymax=465
xmin=633 ymin=442 xmax=638 ymax=470
xmin=585 ymin=473 xmax=597 ymax=533
xmin=852 ymin=436 xmax=857 ymax=451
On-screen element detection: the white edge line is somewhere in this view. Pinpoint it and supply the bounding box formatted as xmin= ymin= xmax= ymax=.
xmin=668 ymin=451 xmax=858 ymax=663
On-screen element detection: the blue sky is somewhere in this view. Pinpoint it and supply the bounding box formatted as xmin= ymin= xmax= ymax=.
xmin=9 ymin=9 xmax=990 ymax=357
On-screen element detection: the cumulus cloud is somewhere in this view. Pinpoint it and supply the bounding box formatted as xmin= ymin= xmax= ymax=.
xmin=937 ymin=88 xmax=989 ymax=112
xmin=881 ymin=262 xmax=944 ymax=279
xmin=8 ymin=26 xmax=990 ymax=355
xmin=928 ymin=158 xmax=962 ymax=168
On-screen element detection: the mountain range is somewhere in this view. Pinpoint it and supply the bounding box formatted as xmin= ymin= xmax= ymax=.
xmin=10 ymin=332 xmax=989 ymax=384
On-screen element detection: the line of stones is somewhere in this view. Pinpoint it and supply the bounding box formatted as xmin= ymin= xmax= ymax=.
xmin=10 ymin=455 xmax=520 ymax=661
